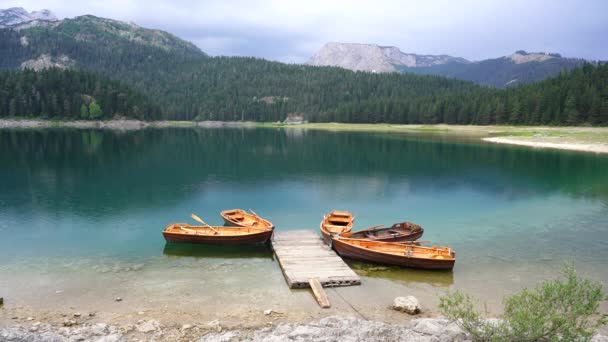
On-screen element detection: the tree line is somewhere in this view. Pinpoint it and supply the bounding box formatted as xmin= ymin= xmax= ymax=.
xmin=0 ymin=16 xmax=606 ymax=125
xmin=0 ymin=68 xmax=159 ymax=119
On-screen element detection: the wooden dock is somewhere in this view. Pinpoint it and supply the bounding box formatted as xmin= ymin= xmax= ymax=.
xmin=271 ymin=230 xmax=361 ymax=289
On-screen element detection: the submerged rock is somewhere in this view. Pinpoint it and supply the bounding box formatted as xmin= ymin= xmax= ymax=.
xmin=392 ymin=296 xmax=421 ymax=314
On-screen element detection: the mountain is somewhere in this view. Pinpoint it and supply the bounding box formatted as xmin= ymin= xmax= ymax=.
xmin=0 ymin=7 xmax=57 ymax=28
xmin=308 ymin=43 xmax=587 ymax=88
xmin=399 ymin=50 xmax=586 ymax=87
xmin=1 ymin=12 xmax=207 ymax=118
xmin=1 ymin=9 xmax=606 ymax=126
xmin=307 ymin=42 xmax=469 ymax=73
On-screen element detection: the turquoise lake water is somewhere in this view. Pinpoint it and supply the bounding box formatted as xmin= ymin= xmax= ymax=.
xmin=0 ymin=127 xmax=607 ymax=313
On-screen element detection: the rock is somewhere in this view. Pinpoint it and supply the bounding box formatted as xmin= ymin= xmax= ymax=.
xmin=114 ymin=297 xmax=122 ymax=302
xmin=136 ymin=319 xmax=160 ymax=333
xmin=138 ymin=311 xmax=145 ymax=315
xmin=88 ymin=312 xmax=96 ymax=317
xmin=97 ymin=334 xmax=123 ymax=342
xmin=62 ymin=319 xmax=77 ymax=327
xmin=263 ymin=309 xmax=272 ymax=316
xmin=592 ymin=334 xmax=608 ymax=342
xmin=200 ymin=331 xmax=240 ymax=342
xmin=207 ymin=320 xmax=222 ymax=332
xmin=392 ymin=296 xmax=421 ymax=314
xmin=73 ymin=312 xmax=81 ymax=317
xmin=91 ymin=323 xmax=109 ymax=336
xmin=0 ymin=297 xmax=3 ymax=306
xmin=181 ymin=324 xmax=193 ymax=331
xmin=26 ymin=317 xmax=34 ymax=321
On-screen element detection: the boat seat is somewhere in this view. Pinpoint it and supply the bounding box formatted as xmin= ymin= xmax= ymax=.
xmin=324 ymin=224 xmax=348 ymax=230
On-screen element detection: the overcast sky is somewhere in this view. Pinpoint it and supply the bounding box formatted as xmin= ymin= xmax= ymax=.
xmin=3 ymin=0 xmax=608 ymax=62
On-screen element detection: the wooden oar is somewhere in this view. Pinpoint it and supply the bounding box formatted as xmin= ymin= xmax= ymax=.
xmin=340 ymin=237 xmax=429 ymax=245
xmin=394 ymin=240 xmax=430 ymax=245
xmin=248 ymin=209 xmax=259 ymax=226
xmin=191 ymin=214 xmax=219 ymax=234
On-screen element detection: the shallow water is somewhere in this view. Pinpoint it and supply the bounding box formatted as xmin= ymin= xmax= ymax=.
xmin=0 ymin=127 xmax=607 ymax=314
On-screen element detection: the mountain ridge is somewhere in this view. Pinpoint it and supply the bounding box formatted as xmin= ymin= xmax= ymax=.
xmin=0 ymin=7 xmax=57 ymax=28
xmin=308 ymin=42 xmax=588 ymax=87
xmin=307 ymin=42 xmax=470 ymax=72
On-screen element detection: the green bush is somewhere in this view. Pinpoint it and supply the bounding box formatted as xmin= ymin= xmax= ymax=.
xmin=439 ymin=264 xmax=606 ymax=342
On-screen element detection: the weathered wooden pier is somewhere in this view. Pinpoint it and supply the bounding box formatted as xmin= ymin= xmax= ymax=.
xmin=271 ymin=230 xmax=361 ymax=307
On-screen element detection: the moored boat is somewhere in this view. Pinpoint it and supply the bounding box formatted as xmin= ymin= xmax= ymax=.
xmin=221 ymin=209 xmax=274 ymax=230
xmin=162 ymin=223 xmax=273 ymax=245
xmin=340 ymin=221 xmax=424 ymax=242
xmin=332 ymin=237 xmax=455 ymax=270
xmin=320 ymin=210 xmax=355 ymax=244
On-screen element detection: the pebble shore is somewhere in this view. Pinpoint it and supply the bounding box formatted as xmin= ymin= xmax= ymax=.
xmin=2 ymin=315 xmax=607 ymax=342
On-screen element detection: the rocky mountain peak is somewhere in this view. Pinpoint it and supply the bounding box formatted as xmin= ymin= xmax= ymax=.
xmin=0 ymin=7 xmax=58 ymax=28
xmin=508 ymin=50 xmax=560 ymax=64
xmin=307 ymin=42 xmax=470 ymax=73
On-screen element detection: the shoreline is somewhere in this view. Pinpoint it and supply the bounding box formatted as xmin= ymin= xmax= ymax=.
xmin=483 ymin=136 xmax=608 ymax=154
xmin=1 ymin=119 xmax=608 ymax=154
xmin=1 ymin=312 xmax=606 ymax=341
xmin=0 ymin=119 xmax=257 ymax=130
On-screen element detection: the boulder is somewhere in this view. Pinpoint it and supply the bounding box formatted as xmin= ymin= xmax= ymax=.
xmin=392 ymin=296 xmax=421 ymax=314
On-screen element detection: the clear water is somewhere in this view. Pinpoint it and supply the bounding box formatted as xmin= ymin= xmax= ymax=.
xmin=1 ymin=127 xmax=607 ymax=313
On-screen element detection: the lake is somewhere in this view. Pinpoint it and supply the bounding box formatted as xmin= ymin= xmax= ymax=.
xmin=1 ymin=127 xmax=607 ymax=318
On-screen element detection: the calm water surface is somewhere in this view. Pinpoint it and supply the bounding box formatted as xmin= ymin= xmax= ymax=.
xmin=1 ymin=127 xmax=607 ymax=313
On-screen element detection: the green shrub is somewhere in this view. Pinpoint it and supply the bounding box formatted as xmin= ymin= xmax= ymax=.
xmin=439 ymin=264 xmax=606 ymax=342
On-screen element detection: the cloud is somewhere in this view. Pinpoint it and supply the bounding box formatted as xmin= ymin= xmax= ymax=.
xmin=4 ymin=0 xmax=608 ymax=62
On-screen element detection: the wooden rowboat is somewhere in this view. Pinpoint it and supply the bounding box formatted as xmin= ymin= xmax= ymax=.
xmin=332 ymin=237 xmax=455 ymax=270
xmin=340 ymin=222 xmax=424 ymax=242
xmin=221 ymin=209 xmax=274 ymax=230
xmin=320 ymin=210 xmax=355 ymax=244
xmin=162 ymin=223 xmax=273 ymax=245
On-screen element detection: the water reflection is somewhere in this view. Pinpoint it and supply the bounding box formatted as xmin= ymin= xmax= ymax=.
xmin=347 ymin=260 xmax=454 ymax=287
xmin=2 ymin=128 xmax=608 ymax=216
xmin=162 ymin=242 xmax=274 ymax=260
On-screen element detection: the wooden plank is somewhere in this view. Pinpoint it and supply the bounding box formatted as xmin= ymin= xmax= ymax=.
xmin=309 ymin=277 xmax=330 ymax=308
xmin=271 ymin=229 xmax=360 ymax=290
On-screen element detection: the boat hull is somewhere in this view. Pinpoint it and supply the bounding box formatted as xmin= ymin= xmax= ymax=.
xmin=162 ymin=224 xmax=273 ymax=245
xmin=332 ymin=238 xmax=455 ymax=270
xmin=163 ymin=230 xmax=272 ymax=245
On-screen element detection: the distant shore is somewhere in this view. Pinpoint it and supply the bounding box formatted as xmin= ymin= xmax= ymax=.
xmin=0 ymin=119 xmax=256 ymax=130
xmin=1 ymin=119 xmax=607 ymax=154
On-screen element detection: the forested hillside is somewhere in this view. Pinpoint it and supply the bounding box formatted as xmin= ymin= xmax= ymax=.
xmin=0 ymin=68 xmax=159 ymax=119
xmin=312 ymin=63 xmax=608 ymax=125
xmin=0 ymin=15 xmax=606 ymax=125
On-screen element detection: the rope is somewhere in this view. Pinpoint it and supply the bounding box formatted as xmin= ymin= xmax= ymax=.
xmin=330 ymin=287 xmax=368 ymax=321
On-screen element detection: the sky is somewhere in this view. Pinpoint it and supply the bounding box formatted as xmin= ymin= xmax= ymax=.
xmin=3 ymin=0 xmax=608 ymax=63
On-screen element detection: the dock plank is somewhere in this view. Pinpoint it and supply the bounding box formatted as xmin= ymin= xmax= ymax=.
xmin=271 ymin=230 xmax=361 ymax=289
